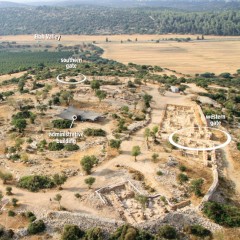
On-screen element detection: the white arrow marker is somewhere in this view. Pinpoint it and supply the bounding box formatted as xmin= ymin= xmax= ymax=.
xmin=70 ymin=115 xmax=77 ymax=129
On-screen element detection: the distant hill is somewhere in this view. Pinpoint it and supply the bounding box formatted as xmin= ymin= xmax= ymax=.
xmin=0 ymin=1 xmax=26 ymax=8
xmin=0 ymin=5 xmax=240 ymax=36
xmin=34 ymin=0 xmax=240 ymax=10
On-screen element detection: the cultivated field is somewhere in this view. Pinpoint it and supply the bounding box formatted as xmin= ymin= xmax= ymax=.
xmin=1 ymin=34 xmax=240 ymax=75
xmin=99 ymin=41 xmax=240 ymax=75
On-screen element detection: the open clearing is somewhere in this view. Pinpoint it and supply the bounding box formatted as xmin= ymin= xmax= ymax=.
xmin=99 ymin=41 xmax=240 ymax=75
xmin=1 ymin=34 xmax=240 ymax=75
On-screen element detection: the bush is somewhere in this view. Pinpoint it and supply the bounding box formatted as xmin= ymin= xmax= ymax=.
xmin=158 ymin=225 xmax=177 ymax=239
xmin=237 ymin=142 xmax=240 ymax=151
xmin=18 ymin=175 xmax=55 ymax=192
xmin=85 ymin=227 xmax=103 ymax=240
xmin=203 ymin=201 xmax=240 ymax=227
xmin=64 ymin=144 xmax=79 ymax=151
xmin=9 ymin=154 xmax=20 ymax=161
xmin=80 ymin=155 xmax=98 ymax=174
xmin=84 ymin=128 xmax=106 ymax=137
xmin=27 ymin=220 xmax=46 ymax=234
xmin=109 ymin=139 xmax=122 ymax=150
xmin=61 ymin=225 xmax=85 ymax=240
xmin=110 ymin=225 xmax=137 ymax=240
xmin=52 ymin=119 xmax=72 ymax=129
xmin=74 ymin=193 xmax=81 ymax=199
xmin=25 ymin=211 xmax=37 ymax=222
xmin=110 ymin=224 xmax=154 ymax=240
xmin=12 ymin=111 xmax=32 ymax=120
xmin=177 ymin=173 xmax=189 ymax=184
xmin=184 ymin=224 xmax=211 ymax=237
xmin=157 ymin=171 xmax=163 ymax=176
xmin=48 ymin=142 xmax=64 ymax=151
xmin=8 ymin=210 xmax=16 ymax=217
xmin=179 ymin=165 xmax=187 ymax=172
xmin=190 ymin=178 xmax=204 ymax=196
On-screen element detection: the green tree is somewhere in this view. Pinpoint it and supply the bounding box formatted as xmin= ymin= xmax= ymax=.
xmin=61 ymin=225 xmax=84 ymax=240
xmin=80 ymin=155 xmax=98 ymax=175
xmin=36 ymin=104 xmax=48 ymax=114
xmin=178 ymin=173 xmax=189 ymax=184
xmin=12 ymin=198 xmax=18 ymax=207
xmin=135 ymin=194 xmax=148 ymax=210
xmin=190 ymin=178 xmax=204 ymax=196
xmin=90 ymin=80 xmax=101 ymax=92
xmin=59 ymin=91 xmax=74 ymax=106
xmin=28 ymin=220 xmax=46 ymax=235
xmin=85 ymin=177 xmax=96 ymax=189
xmin=54 ymin=194 xmax=62 ymax=209
xmin=6 ymin=186 xmax=12 ymax=195
xmin=131 ymin=146 xmax=141 ymax=162
xmin=151 ymin=153 xmax=159 ymax=162
xmin=53 ymin=174 xmax=67 ymax=188
xmin=109 ymin=139 xmax=122 ymax=150
xmin=184 ymin=224 xmax=211 ymax=238
xmin=151 ymin=126 xmax=159 ymax=141
xmin=158 ymin=225 xmax=177 ymax=239
xmin=121 ymin=105 xmax=129 ymax=114
xmin=142 ymin=94 xmax=153 ymax=108
xmin=95 ymin=90 xmax=107 ymax=102
xmin=18 ymin=79 xmax=25 ymax=93
xmin=202 ymin=201 xmax=240 ymax=227
xmin=85 ymin=227 xmax=103 ymax=240
xmin=144 ymin=128 xmax=151 ymax=143
xmin=0 ymin=171 xmax=13 ymax=184
xmin=13 ymin=119 xmax=27 ymax=133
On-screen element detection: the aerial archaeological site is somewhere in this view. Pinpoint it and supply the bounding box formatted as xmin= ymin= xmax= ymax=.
xmin=0 ymin=0 xmax=240 ymax=239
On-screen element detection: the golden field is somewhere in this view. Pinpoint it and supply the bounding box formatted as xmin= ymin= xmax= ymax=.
xmin=1 ymin=34 xmax=240 ymax=75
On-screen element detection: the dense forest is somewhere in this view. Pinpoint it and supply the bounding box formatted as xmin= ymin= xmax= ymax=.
xmin=0 ymin=5 xmax=240 ymax=35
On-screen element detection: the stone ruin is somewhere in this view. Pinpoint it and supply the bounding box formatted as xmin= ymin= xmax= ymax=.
xmin=95 ymin=180 xmax=191 ymax=224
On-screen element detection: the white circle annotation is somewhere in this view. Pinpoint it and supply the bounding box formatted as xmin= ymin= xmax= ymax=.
xmin=56 ymin=73 xmax=87 ymax=85
xmin=169 ymin=127 xmax=231 ymax=151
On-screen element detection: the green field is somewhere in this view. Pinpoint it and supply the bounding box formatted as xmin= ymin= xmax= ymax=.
xmin=0 ymin=51 xmax=73 ymax=74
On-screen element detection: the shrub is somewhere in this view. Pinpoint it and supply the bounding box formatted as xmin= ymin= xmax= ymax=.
xmin=0 ymin=171 xmax=13 ymax=184
xmin=110 ymin=225 xmax=138 ymax=240
xmin=109 ymin=139 xmax=122 ymax=150
xmin=18 ymin=175 xmax=55 ymax=192
xmin=177 ymin=173 xmax=189 ymax=184
xmin=12 ymin=111 xmax=32 ymax=120
xmin=6 ymin=187 xmax=12 ymax=195
xmin=74 ymin=193 xmax=81 ymax=199
xmin=61 ymin=225 xmax=85 ymax=240
xmin=84 ymin=128 xmax=106 ymax=137
xmin=237 ymin=142 xmax=240 ymax=151
xmin=179 ymin=165 xmax=187 ymax=172
xmin=80 ymin=155 xmax=98 ymax=174
xmin=9 ymin=154 xmax=20 ymax=161
xmin=8 ymin=210 xmax=16 ymax=217
xmin=203 ymin=201 xmax=240 ymax=227
xmin=85 ymin=227 xmax=104 ymax=240
xmin=184 ymin=224 xmax=211 ymax=237
xmin=157 ymin=171 xmax=163 ymax=176
xmin=11 ymin=198 xmax=18 ymax=207
xmin=26 ymin=211 xmax=37 ymax=222
xmin=158 ymin=225 xmax=177 ymax=239
xmin=190 ymin=178 xmax=204 ymax=196
xmin=64 ymin=144 xmax=79 ymax=151
xmin=52 ymin=119 xmax=72 ymax=129
xmin=85 ymin=177 xmax=96 ymax=189
xmin=48 ymin=142 xmax=64 ymax=151
xmin=27 ymin=220 xmax=46 ymax=234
